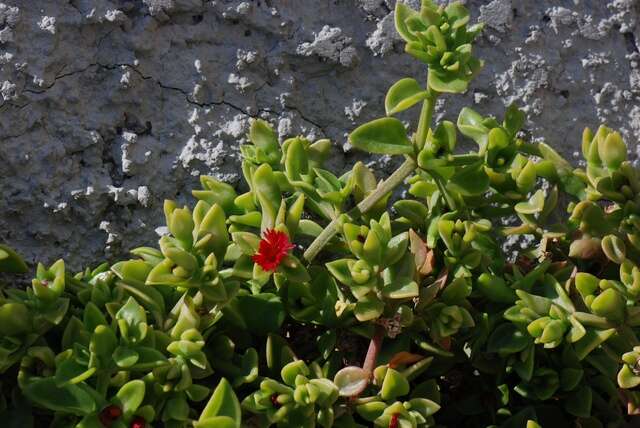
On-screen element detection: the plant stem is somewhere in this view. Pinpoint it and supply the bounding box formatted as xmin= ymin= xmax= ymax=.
xmin=432 ymin=173 xmax=457 ymax=211
xmin=96 ymin=370 xmax=111 ymax=397
xmin=362 ymin=326 xmax=385 ymax=375
xmin=303 ymin=157 xmax=417 ymax=262
xmin=415 ymin=91 xmax=438 ymax=148
xmin=303 ymin=89 xmax=439 ymax=263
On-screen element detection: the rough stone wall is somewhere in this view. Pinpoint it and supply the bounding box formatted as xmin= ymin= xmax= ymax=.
xmin=1 ymin=0 xmax=639 ymax=269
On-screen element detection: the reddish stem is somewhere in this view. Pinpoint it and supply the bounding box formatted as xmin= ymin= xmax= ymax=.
xmin=347 ymin=325 xmax=386 ymax=402
xmin=363 ymin=325 xmax=385 ymax=375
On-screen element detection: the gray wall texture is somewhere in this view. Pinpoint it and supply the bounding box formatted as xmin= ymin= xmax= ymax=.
xmin=1 ymin=0 xmax=640 ymax=270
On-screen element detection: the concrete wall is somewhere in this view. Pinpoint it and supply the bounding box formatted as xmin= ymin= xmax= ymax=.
xmin=1 ymin=0 xmax=639 ymax=269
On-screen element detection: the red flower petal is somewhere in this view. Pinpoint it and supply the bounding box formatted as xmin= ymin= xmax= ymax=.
xmin=252 ymin=229 xmax=295 ymax=272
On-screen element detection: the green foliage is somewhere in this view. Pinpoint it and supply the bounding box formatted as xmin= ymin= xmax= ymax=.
xmin=1 ymin=1 xmax=640 ymax=427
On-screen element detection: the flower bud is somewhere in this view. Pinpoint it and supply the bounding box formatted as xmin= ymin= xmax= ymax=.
xmin=32 ymin=259 xmax=66 ymax=302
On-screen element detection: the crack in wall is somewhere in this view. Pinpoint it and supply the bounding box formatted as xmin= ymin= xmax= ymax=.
xmin=17 ymin=61 xmax=328 ymax=135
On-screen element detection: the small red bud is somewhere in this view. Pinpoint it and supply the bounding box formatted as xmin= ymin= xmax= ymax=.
xmin=130 ymin=416 xmax=146 ymax=428
xmin=270 ymin=393 xmax=281 ymax=408
xmin=99 ymin=405 xmax=122 ymax=427
xmin=389 ymin=413 xmax=400 ymax=428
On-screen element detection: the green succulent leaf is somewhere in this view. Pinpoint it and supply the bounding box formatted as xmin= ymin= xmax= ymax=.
xmin=0 ymin=244 xmax=28 ymax=273
xmin=447 ymin=162 xmax=489 ymax=196
xmin=349 ymin=118 xmax=413 ymax=155
xmin=23 ymin=378 xmax=97 ymax=415
xmin=198 ymin=378 xmax=241 ymax=428
xmin=334 ymin=366 xmax=370 ymax=397
xmin=515 ymin=190 xmax=545 ymax=214
xmin=385 ymin=78 xmax=429 ymax=115
xmin=488 ymin=323 xmax=531 ymax=354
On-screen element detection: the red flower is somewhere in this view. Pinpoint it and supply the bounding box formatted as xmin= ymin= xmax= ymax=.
xmin=252 ymin=229 xmax=294 ymax=272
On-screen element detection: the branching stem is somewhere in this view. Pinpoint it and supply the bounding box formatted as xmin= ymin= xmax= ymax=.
xmin=303 ymin=157 xmax=417 ymax=262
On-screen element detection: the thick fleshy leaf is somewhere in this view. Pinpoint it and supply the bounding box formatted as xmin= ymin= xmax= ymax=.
xmin=198 ymin=378 xmax=241 ymax=427
xmin=564 ymin=385 xmax=592 ymax=418
xmin=590 ymin=288 xmax=625 ymax=322
xmin=354 ymin=295 xmax=385 ymax=322
xmin=488 ymin=323 xmax=531 ymax=354
xmin=281 ymin=360 xmax=310 ymax=387
xmin=111 ymin=260 xmax=152 ymax=287
xmin=457 ymin=107 xmax=490 ymax=148
xmin=252 ymin=164 xmax=281 ymax=230
xmin=198 ymin=203 xmax=229 ymax=261
xmin=326 ymin=259 xmax=357 ymax=287
xmin=224 ymin=293 xmax=285 ymax=336
xmin=428 ymin=69 xmax=470 ymax=94
xmin=55 ymin=358 xmax=96 ymax=386
xmin=284 ymin=137 xmax=309 ymax=181
xmin=394 ymin=2 xmax=419 ymax=42
xmin=569 ymin=238 xmax=602 ymax=260
xmin=385 ymin=78 xmax=428 ymax=115
xmin=394 ymin=200 xmax=429 ymax=227
xmin=356 ymin=401 xmax=387 ymax=422
xmin=476 ymin=272 xmax=516 ymax=303
xmin=618 ymin=364 xmax=640 ymax=389
xmin=23 ymin=378 xmax=97 ymax=415
xmin=115 ymin=380 xmax=145 ymax=417
xmin=574 ymin=328 xmax=616 ymax=360
xmin=116 ymin=297 xmax=147 ymax=327
xmin=601 ymin=234 xmax=626 ymax=264
xmin=575 ymin=272 xmax=599 ymax=297
xmin=432 ymin=120 xmax=457 ymax=153
xmin=334 ymin=366 xmax=370 ymax=397
xmin=0 ymin=244 xmax=28 ymax=273
xmin=515 ymin=190 xmax=545 ymax=214
xmin=560 ymin=367 xmax=584 ymax=391
xmin=503 ymin=104 xmax=525 ymax=137
xmin=349 ymin=118 xmax=413 ymax=155
xmin=196 ymin=417 xmax=238 ymax=428
xmin=380 ymin=368 xmax=410 ymax=400
xmin=249 ymin=119 xmax=280 ymax=164
xmin=447 ymin=163 xmax=489 ymax=196
xmin=0 ymin=302 xmax=32 ymax=336
xmin=194 ymin=176 xmax=238 ymax=213
xmin=516 ymin=160 xmax=537 ymax=193
xmin=266 ymin=334 xmax=296 ymax=375
xmin=232 ymin=232 xmax=260 ymax=256
xmin=598 ymin=131 xmax=626 ymax=169
xmin=408 ymin=397 xmax=441 ymax=419
xmin=113 ymin=346 xmax=140 ymax=368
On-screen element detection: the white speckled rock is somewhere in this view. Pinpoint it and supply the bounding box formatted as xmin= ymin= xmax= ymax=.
xmin=1 ymin=0 xmax=639 ymax=269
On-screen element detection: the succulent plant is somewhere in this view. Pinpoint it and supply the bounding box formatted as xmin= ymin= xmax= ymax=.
xmin=2 ymin=1 xmax=640 ymax=427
